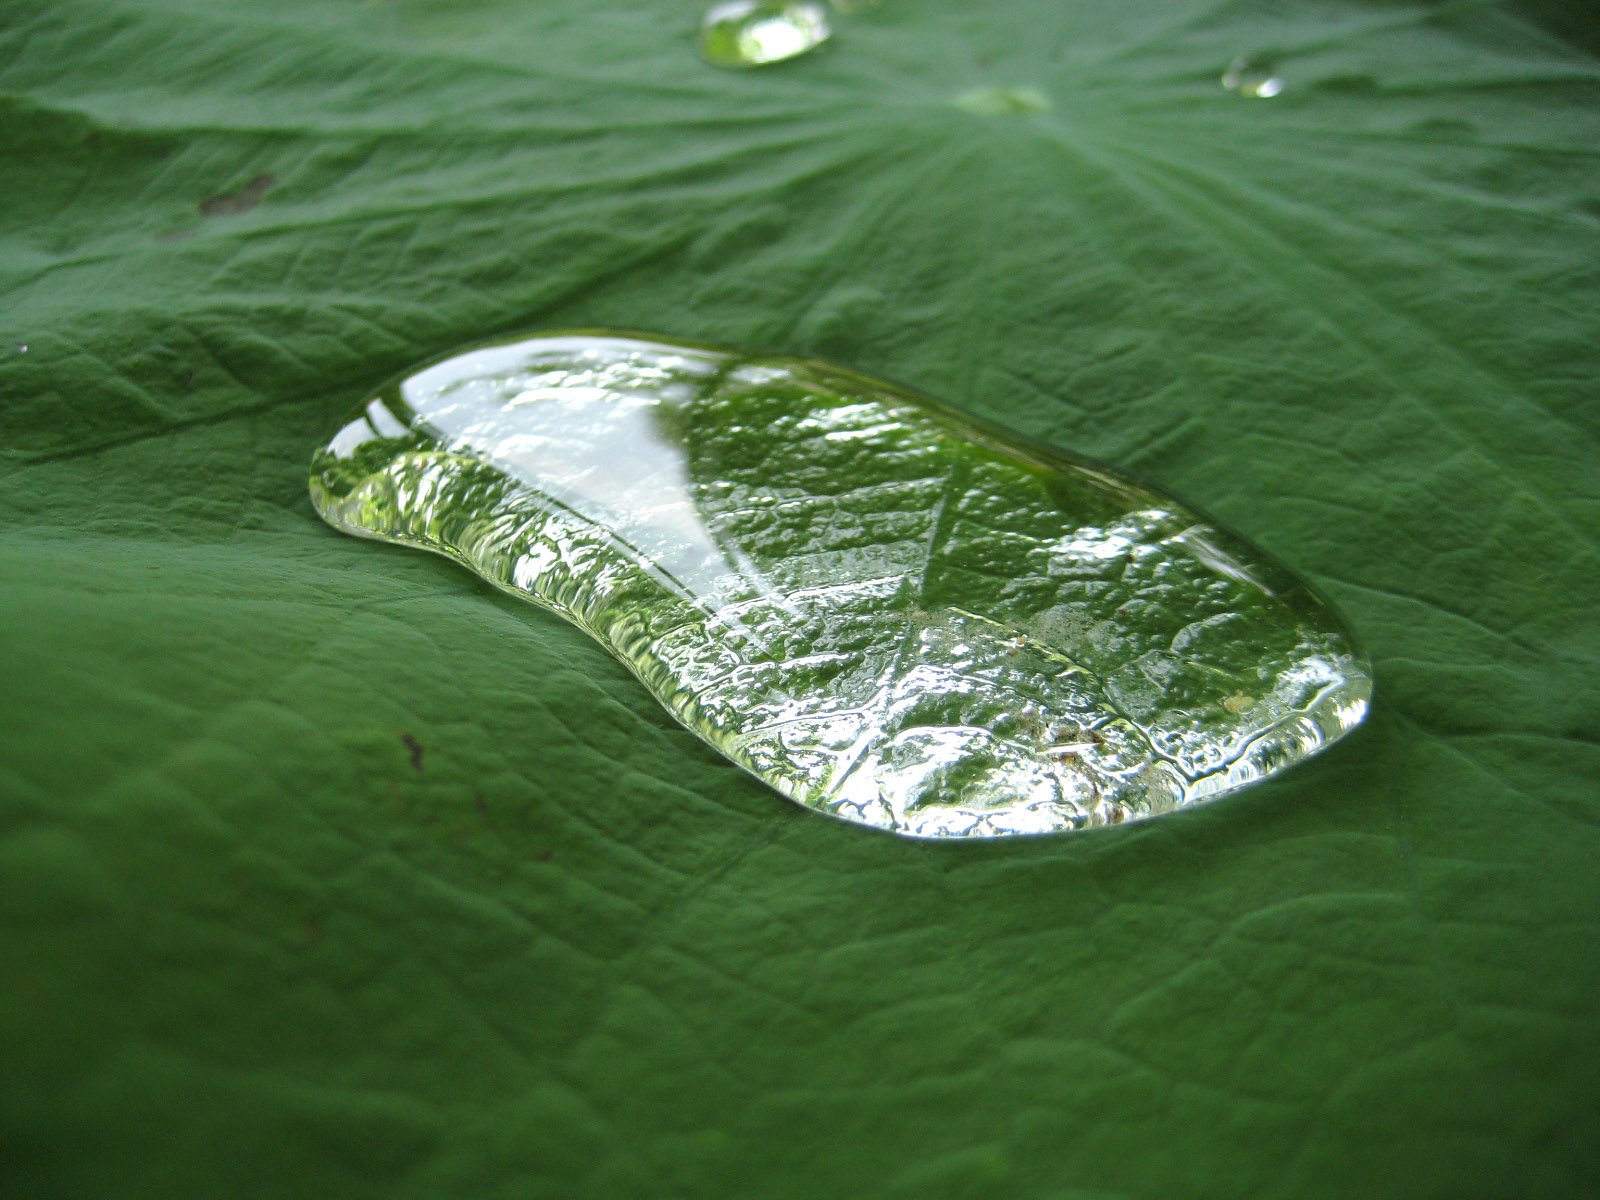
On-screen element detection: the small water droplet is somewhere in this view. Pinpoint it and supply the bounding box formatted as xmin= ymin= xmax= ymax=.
xmin=953 ymin=86 xmax=1051 ymax=116
xmin=700 ymin=0 xmax=830 ymax=69
xmin=17 ymin=343 xmax=28 ymax=353
xmin=1222 ymin=55 xmax=1283 ymax=98
xmin=311 ymin=330 xmax=1371 ymax=839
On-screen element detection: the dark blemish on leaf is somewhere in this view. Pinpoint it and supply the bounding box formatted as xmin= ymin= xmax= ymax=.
xmin=156 ymin=227 xmax=195 ymax=243
xmin=401 ymin=732 xmax=425 ymax=772
xmin=181 ymin=367 xmax=196 ymax=389
xmin=537 ymin=848 xmax=553 ymax=862
xmin=199 ymin=172 xmax=276 ymax=218
xmin=473 ymin=793 xmax=493 ymax=826
xmin=303 ymin=917 xmax=321 ymax=946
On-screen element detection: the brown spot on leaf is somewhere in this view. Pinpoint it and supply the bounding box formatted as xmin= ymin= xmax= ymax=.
xmin=199 ymin=172 xmax=276 ymax=217
xmin=401 ymin=733 xmax=425 ymax=773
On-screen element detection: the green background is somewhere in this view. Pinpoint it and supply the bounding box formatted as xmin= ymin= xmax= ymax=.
xmin=2 ymin=1 xmax=1597 ymax=1196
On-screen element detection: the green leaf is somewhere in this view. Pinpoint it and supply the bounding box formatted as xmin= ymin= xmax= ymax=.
xmin=2 ymin=0 xmax=1596 ymax=1195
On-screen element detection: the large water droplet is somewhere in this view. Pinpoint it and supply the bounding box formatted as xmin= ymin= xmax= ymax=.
xmin=1222 ymin=54 xmax=1284 ymax=98
xmin=312 ymin=331 xmax=1370 ymax=838
xmin=700 ymin=1 xmax=831 ymax=69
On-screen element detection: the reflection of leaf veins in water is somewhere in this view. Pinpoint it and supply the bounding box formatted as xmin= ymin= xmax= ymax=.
xmin=312 ymin=331 xmax=1371 ymax=838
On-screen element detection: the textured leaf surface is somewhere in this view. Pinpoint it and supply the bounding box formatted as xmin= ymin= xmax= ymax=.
xmin=2 ymin=1 xmax=1597 ymax=1196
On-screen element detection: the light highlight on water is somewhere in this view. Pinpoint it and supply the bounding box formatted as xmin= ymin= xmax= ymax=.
xmin=1222 ymin=54 xmax=1284 ymax=98
xmin=700 ymin=1 xmax=831 ymax=69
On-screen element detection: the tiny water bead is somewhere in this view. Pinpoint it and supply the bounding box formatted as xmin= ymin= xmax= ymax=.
xmin=1222 ymin=54 xmax=1284 ymax=98
xmin=700 ymin=1 xmax=830 ymax=69
xmin=311 ymin=331 xmax=1370 ymax=839
xmin=953 ymin=86 xmax=1051 ymax=116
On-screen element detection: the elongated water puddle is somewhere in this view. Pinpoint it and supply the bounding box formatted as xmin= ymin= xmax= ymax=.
xmin=312 ymin=331 xmax=1369 ymax=838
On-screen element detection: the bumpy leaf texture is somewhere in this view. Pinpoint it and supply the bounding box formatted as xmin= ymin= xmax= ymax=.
xmin=1 ymin=1 xmax=1597 ymax=1197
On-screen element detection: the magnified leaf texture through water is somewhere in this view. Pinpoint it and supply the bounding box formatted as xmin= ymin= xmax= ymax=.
xmin=312 ymin=331 xmax=1370 ymax=837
